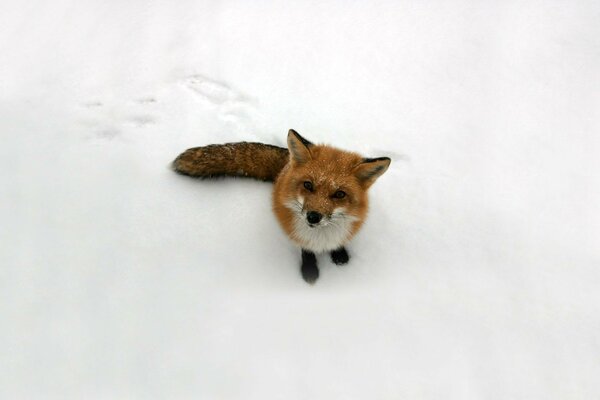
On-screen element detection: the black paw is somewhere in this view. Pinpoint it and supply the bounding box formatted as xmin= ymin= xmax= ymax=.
xmin=301 ymin=249 xmax=319 ymax=284
xmin=330 ymin=247 xmax=350 ymax=265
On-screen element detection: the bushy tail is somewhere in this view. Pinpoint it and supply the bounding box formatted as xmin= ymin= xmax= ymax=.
xmin=172 ymin=142 xmax=289 ymax=182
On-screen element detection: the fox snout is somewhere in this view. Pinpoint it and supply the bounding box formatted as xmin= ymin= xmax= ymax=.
xmin=306 ymin=211 xmax=323 ymax=225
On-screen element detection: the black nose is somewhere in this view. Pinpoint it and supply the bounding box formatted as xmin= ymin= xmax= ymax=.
xmin=306 ymin=211 xmax=322 ymax=224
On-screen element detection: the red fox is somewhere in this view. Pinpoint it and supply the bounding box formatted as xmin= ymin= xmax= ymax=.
xmin=172 ymin=129 xmax=391 ymax=283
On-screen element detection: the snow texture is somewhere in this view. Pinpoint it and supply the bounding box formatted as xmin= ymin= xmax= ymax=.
xmin=1 ymin=0 xmax=599 ymax=398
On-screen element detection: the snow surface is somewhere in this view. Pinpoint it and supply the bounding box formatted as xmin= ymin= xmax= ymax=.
xmin=1 ymin=0 xmax=600 ymax=398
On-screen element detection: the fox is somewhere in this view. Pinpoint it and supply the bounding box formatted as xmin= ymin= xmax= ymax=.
xmin=172 ymin=129 xmax=391 ymax=283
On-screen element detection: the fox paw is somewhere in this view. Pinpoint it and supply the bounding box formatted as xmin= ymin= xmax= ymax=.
xmin=330 ymin=247 xmax=350 ymax=265
xmin=301 ymin=250 xmax=319 ymax=284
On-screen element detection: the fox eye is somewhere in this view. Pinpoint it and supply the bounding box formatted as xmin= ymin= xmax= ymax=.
xmin=303 ymin=181 xmax=314 ymax=191
xmin=333 ymin=190 xmax=346 ymax=199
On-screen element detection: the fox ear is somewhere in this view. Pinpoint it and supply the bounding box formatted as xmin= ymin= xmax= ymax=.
xmin=287 ymin=129 xmax=313 ymax=164
xmin=354 ymin=157 xmax=391 ymax=187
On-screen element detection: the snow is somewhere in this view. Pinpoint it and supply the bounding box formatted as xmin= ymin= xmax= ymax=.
xmin=1 ymin=0 xmax=599 ymax=398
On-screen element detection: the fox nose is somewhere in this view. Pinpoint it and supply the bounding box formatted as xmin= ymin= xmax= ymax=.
xmin=306 ymin=211 xmax=322 ymax=224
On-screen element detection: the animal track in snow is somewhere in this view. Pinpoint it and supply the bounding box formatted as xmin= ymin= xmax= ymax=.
xmin=76 ymin=73 xmax=263 ymax=140
xmin=125 ymin=114 xmax=156 ymax=128
xmin=184 ymin=75 xmax=234 ymax=104
xmin=81 ymin=101 xmax=103 ymax=108
xmin=182 ymin=74 xmax=261 ymax=134
xmin=135 ymin=97 xmax=157 ymax=104
xmin=77 ymin=95 xmax=158 ymax=139
xmin=95 ymin=127 xmax=121 ymax=139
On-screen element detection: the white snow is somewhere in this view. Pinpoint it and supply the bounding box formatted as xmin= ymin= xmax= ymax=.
xmin=1 ymin=0 xmax=600 ymax=398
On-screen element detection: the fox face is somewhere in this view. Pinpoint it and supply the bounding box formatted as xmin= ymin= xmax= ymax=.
xmin=273 ymin=130 xmax=390 ymax=253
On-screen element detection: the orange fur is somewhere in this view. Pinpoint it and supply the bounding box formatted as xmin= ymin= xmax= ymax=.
xmin=272 ymin=130 xmax=390 ymax=252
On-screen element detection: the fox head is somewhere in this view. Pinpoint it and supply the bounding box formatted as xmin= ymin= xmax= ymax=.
xmin=273 ymin=129 xmax=391 ymax=253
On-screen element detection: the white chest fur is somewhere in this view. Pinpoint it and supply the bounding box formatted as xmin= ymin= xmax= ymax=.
xmin=285 ymin=199 xmax=359 ymax=253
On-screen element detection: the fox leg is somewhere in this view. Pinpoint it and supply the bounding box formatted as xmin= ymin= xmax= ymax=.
xmin=301 ymin=249 xmax=319 ymax=283
xmin=330 ymin=247 xmax=350 ymax=265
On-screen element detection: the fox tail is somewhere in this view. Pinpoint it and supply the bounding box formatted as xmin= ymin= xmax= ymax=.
xmin=172 ymin=142 xmax=289 ymax=182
